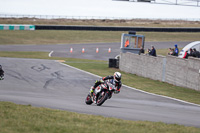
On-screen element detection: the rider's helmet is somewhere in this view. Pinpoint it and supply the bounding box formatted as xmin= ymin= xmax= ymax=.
xmin=114 ymin=72 xmax=121 ymax=82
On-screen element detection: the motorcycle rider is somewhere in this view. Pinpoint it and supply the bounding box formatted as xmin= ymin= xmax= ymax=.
xmin=90 ymin=72 xmax=122 ymax=96
xmin=0 ymin=65 xmax=4 ymax=80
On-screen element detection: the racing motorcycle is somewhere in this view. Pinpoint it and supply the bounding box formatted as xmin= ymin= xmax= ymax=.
xmin=85 ymin=81 xmax=116 ymax=106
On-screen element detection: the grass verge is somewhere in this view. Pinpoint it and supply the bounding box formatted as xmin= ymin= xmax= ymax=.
xmin=0 ymin=51 xmax=200 ymax=105
xmin=1 ymin=101 xmax=200 ymax=133
xmin=0 ymin=30 xmax=200 ymax=45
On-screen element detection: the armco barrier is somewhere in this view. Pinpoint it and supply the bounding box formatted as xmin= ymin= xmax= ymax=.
xmin=35 ymin=25 xmax=200 ymax=32
xmin=119 ymin=52 xmax=200 ymax=91
xmin=2 ymin=24 xmax=198 ymax=32
xmin=0 ymin=24 xmax=35 ymax=30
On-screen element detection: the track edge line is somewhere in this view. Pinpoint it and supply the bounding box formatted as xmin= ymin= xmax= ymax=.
xmin=57 ymin=61 xmax=200 ymax=107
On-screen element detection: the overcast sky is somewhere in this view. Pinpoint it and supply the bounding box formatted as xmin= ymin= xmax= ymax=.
xmin=0 ymin=0 xmax=200 ymax=20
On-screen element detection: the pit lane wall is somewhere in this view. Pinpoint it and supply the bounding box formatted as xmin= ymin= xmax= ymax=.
xmin=119 ymin=52 xmax=200 ymax=91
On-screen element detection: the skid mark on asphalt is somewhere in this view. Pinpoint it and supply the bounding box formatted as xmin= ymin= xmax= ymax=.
xmin=43 ymin=71 xmax=64 ymax=89
xmin=31 ymin=64 xmax=50 ymax=72
xmin=30 ymin=64 xmax=66 ymax=89
xmin=6 ymin=70 xmax=30 ymax=83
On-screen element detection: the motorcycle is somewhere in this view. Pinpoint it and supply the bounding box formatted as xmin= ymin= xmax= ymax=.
xmin=85 ymin=81 xmax=116 ymax=106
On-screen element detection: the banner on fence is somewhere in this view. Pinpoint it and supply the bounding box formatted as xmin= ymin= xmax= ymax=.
xmin=0 ymin=24 xmax=35 ymax=30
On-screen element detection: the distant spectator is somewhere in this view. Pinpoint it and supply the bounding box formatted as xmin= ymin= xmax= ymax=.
xmin=147 ymin=48 xmax=151 ymax=55
xmin=171 ymin=49 xmax=177 ymax=56
xmin=149 ymin=45 xmax=156 ymax=57
xmin=168 ymin=48 xmax=176 ymax=56
xmin=188 ymin=48 xmax=194 ymax=57
xmin=124 ymin=39 xmax=129 ymax=47
xmin=139 ymin=47 xmax=144 ymax=55
xmin=183 ymin=50 xmax=189 ymax=59
xmin=168 ymin=48 xmax=173 ymax=55
xmin=174 ymin=44 xmax=179 ymax=56
xmin=192 ymin=48 xmax=200 ymax=58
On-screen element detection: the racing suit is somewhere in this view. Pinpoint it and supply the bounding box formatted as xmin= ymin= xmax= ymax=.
xmin=91 ymin=75 xmax=121 ymax=94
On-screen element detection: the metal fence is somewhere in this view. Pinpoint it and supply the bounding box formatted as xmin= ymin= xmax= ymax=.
xmin=0 ymin=14 xmax=199 ymax=21
xmin=154 ymin=0 xmax=200 ymax=6
xmin=0 ymin=14 xmax=130 ymax=20
xmin=128 ymin=0 xmax=200 ymax=6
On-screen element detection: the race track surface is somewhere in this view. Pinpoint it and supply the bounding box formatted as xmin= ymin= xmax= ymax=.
xmin=0 ymin=41 xmax=190 ymax=60
xmin=0 ymin=57 xmax=200 ymax=127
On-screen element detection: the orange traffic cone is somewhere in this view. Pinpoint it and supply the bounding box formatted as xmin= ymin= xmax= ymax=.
xmin=96 ymin=48 xmax=99 ymax=53
xmin=108 ymin=48 xmax=111 ymax=53
xmin=82 ymin=48 xmax=85 ymax=53
xmin=70 ymin=47 xmax=73 ymax=53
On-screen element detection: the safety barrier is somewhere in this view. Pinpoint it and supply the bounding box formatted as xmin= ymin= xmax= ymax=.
xmin=119 ymin=52 xmax=200 ymax=91
xmin=0 ymin=24 xmax=199 ymax=32
xmin=35 ymin=25 xmax=200 ymax=32
xmin=0 ymin=24 xmax=35 ymax=30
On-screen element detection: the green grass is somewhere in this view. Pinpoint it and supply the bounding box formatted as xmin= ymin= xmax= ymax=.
xmin=0 ymin=30 xmax=121 ymax=45
xmin=0 ymin=30 xmax=200 ymax=45
xmin=0 ymin=51 xmax=200 ymax=105
xmin=0 ymin=51 xmax=50 ymax=59
xmin=156 ymin=48 xmax=169 ymax=56
xmin=1 ymin=101 xmax=200 ymax=133
xmin=0 ymin=51 xmax=106 ymax=62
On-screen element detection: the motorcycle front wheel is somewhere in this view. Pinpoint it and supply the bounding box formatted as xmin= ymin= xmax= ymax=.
xmin=96 ymin=91 xmax=108 ymax=106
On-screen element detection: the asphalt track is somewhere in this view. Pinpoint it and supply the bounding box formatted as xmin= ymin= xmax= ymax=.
xmin=1 ymin=41 xmax=200 ymax=128
xmin=0 ymin=41 xmax=190 ymax=60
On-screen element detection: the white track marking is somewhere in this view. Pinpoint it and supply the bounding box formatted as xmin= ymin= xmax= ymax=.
xmin=48 ymin=51 xmax=54 ymax=57
xmin=57 ymin=61 xmax=200 ymax=107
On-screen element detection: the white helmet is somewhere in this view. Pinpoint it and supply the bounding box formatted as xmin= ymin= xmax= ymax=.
xmin=114 ymin=72 xmax=121 ymax=82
